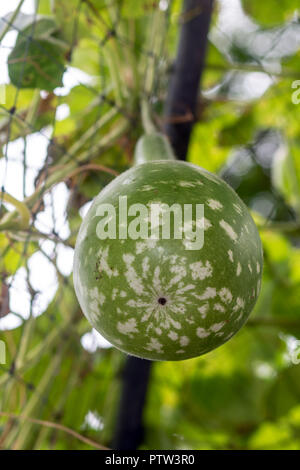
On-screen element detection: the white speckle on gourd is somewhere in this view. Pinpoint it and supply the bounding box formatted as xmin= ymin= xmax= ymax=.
xmin=219 ymin=288 xmax=233 ymax=304
xmin=117 ymin=318 xmax=138 ymax=336
xmin=207 ymin=199 xmax=223 ymax=211
xmin=98 ymin=247 xmax=119 ymax=278
xmin=168 ymin=331 xmax=178 ymax=341
xmin=140 ymin=185 xmax=154 ymax=191
xmin=219 ymin=219 xmax=238 ymax=242
xmin=123 ymin=253 xmax=145 ymax=295
xmin=196 ymin=327 xmax=210 ymax=338
xmin=194 ymin=287 xmax=217 ymax=300
xmin=210 ymin=322 xmax=225 ymax=332
xmin=180 ymin=336 xmax=190 ymax=346
xmin=214 ymin=303 xmax=226 ymax=313
xmin=233 ymin=297 xmax=245 ymax=312
xmin=233 ymin=203 xmax=243 ymax=215
xmin=145 ymin=338 xmax=163 ymax=352
xmin=190 ymin=261 xmax=213 ymax=280
xmin=178 ymin=181 xmax=196 ymax=187
xmin=197 ymin=303 xmax=209 ymax=317
xmin=142 ymin=256 xmax=150 ymax=277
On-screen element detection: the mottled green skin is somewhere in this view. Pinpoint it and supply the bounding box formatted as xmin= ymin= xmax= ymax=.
xmin=73 ymin=161 xmax=263 ymax=361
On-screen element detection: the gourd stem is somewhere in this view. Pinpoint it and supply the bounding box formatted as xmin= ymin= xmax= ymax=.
xmin=133 ymin=132 xmax=176 ymax=165
xmin=140 ymin=8 xmax=167 ymax=137
xmin=141 ymin=99 xmax=157 ymax=135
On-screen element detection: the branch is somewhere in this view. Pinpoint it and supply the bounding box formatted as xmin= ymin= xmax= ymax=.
xmin=111 ymin=357 xmax=152 ymax=450
xmin=247 ymin=317 xmax=300 ymax=329
xmin=0 ymin=192 xmax=31 ymax=230
xmin=164 ymin=0 xmax=214 ymax=160
xmin=0 ymin=412 xmax=108 ymax=450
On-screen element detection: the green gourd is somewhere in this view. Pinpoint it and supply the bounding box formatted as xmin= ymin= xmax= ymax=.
xmin=73 ymin=133 xmax=263 ymax=361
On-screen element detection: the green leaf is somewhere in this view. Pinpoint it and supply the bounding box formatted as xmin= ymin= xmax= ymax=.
xmin=53 ymin=0 xmax=93 ymax=44
xmin=0 ymin=233 xmax=36 ymax=274
xmin=71 ymin=38 xmax=101 ymax=75
xmin=248 ymin=422 xmax=294 ymax=450
xmin=65 ymin=85 xmax=95 ymax=115
xmin=15 ymin=17 xmax=59 ymax=45
xmin=218 ymin=110 xmax=255 ymax=146
xmin=187 ymin=104 xmax=235 ymax=171
xmin=37 ymin=0 xmax=52 ymax=15
xmin=8 ymin=37 xmax=65 ymax=91
xmin=121 ymin=0 xmax=160 ymax=18
xmin=243 ymin=0 xmax=300 ymax=26
xmin=272 ymin=143 xmax=300 ymax=213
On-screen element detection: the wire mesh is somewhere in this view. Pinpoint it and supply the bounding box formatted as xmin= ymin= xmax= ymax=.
xmin=0 ymin=0 xmax=300 ymax=451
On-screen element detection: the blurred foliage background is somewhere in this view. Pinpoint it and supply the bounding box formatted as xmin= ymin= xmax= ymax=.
xmin=1 ymin=0 xmax=300 ymax=450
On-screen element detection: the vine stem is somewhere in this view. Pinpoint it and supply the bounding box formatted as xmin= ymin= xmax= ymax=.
xmin=58 ymin=107 xmax=119 ymax=166
xmin=14 ymin=315 xmax=35 ymax=371
xmin=0 ymin=412 xmax=109 ymax=450
xmin=0 ymin=308 xmax=78 ymax=389
xmin=141 ymin=99 xmax=156 ymax=135
xmin=0 ymin=192 xmax=31 ymax=230
xmin=25 ymin=89 xmax=41 ymax=126
xmin=140 ymin=8 xmax=167 ymax=135
xmin=259 ymin=220 xmax=300 ymax=235
xmin=248 ymin=317 xmax=300 ymax=328
xmin=0 ymin=118 xmax=129 ymax=231
xmin=65 ymin=162 xmax=119 ymax=179
xmin=4 ymin=351 xmax=64 ymax=449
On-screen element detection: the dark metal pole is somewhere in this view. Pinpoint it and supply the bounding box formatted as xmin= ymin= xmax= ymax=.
xmin=112 ymin=357 xmax=152 ymax=450
xmin=165 ymin=0 xmax=214 ymax=160
xmin=112 ymin=0 xmax=214 ymax=450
